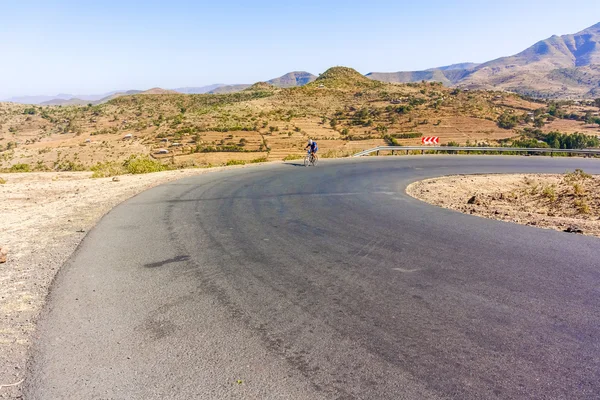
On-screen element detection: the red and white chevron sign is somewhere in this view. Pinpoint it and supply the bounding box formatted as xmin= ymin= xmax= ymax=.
xmin=422 ymin=136 xmax=439 ymax=145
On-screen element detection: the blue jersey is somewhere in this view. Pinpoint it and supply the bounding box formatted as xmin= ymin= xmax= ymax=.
xmin=310 ymin=142 xmax=318 ymax=151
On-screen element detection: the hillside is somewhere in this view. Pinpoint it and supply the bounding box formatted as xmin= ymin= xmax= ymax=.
xmin=267 ymin=71 xmax=316 ymax=87
xmin=40 ymin=98 xmax=91 ymax=106
xmin=208 ymin=84 xmax=251 ymax=94
xmin=366 ymin=22 xmax=600 ymax=99
xmin=209 ymin=71 xmax=317 ymax=94
xmin=1 ymin=66 xmax=599 ymax=173
xmin=311 ymin=66 xmax=382 ymax=88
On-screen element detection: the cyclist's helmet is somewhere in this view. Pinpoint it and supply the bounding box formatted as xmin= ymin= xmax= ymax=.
xmin=308 ymin=139 xmax=313 ymax=145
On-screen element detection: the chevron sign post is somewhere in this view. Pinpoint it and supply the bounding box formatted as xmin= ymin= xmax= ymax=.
xmin=422 ymin=136 xmax=439 ymax=145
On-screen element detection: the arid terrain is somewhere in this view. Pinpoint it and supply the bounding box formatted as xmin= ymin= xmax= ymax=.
xmin=0 ymin=67 xmax=599 ymax=398
xmin=1 ymin=67 xmax=599 ymax=175
xmin=407 ymin=170 xmax=600 ymax=237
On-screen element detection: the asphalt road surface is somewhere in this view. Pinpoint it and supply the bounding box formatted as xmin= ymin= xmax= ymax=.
xmin=26 ymin=156 xmax=600 ymax=399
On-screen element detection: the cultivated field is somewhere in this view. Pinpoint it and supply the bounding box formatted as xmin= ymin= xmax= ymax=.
xmin=1 ymin=67 xmax=599 ymax=174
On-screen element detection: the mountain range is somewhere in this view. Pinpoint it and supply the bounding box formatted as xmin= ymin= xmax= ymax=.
xmin=367 ymin=22 xmax=600 ymax=98
xmin=4 ymin=22 xmax=600 ymax=104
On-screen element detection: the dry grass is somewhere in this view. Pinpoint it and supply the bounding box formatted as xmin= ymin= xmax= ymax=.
xmin=1 ymin=67 xmax=598 ymax=172
xmin=407 ymin=170 xmax=600 ymax=237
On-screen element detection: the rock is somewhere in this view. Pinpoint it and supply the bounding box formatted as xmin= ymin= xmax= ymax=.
xmin=467 ymin=195 xmax=478 ymax=204
xmin=112 ymin=176 xmax=120 ymax=182
xmin=564 ymin=226 xmax=584 ymax=234
xmin=0 ymin=247 xmax=7 ymax=263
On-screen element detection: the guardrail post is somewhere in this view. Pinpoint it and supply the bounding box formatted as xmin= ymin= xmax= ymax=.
xmin=421 ymin=150 xmax=424 ymax=155
xmin=376 ymin=150 xmax=379 ymax=156
xmin=392 ymin=150 xmax=395 ymax=155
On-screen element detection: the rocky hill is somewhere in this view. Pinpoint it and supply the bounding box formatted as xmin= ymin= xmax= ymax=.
xmin=367 ymin=22 xmax=600 ymax=99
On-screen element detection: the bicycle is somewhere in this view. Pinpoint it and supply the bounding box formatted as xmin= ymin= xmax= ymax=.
xmin=304 ymin=151 xmax=318 ymax=167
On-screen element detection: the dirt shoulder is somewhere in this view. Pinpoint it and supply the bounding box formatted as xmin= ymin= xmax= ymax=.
xmin=0 ymin=164 xmax=261 ymax=398
xmin=406 ymin=170 xmax=600 ymax=238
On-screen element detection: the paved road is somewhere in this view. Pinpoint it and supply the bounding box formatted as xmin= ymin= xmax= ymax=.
xmin=26 ymin=157 xmax=600 ymax=399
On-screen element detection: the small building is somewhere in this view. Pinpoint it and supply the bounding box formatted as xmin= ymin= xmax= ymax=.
xmin=156 ymin=148 xmax=169 ymax=154
xmin=123 ymin=134 xmax=133 ymax=140
xmin=85 ymin=138 xmax=91 ymax=143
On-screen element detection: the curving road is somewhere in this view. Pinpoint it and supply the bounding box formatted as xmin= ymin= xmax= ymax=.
xmin=26 ymin=156 xmax=600 ymax=400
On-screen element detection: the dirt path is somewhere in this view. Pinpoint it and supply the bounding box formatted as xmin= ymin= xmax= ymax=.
xmin=407 ymin=171 xmax=600 ymax=238
xmin=0 ymin=164 xmax=260 ymax=398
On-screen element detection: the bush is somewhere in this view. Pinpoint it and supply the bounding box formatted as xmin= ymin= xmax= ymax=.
xmin=0 ymin=177 xmax=6 ymax=184
xmin=250 ymin=156 xmax=268 ymax=163
xmin=383 ymin=135 xmax=399 ymax=146
xmin=574 ymin=199 xmax=590 ymax=214
xmin=91 ymin=161 xmax=127 ymax=178
xmin=54 ymin=161 xmax=85 ymax=172
xmin=124 ymin=155 xmax=169 ymax=174
xmin=390 ymin=132 xmax=422 ymax=139
xmin=497 ymin=112 xmax=520 ymax=129
xmin=226 ymin=159 xmax=246 ymax=166
xmin=564 ymin=169 xmax=592 ymax=183
xmin=542 ymin=185 xmax=557 ymax=202
xmin=10 ymin=163 xmax=31 ymax=172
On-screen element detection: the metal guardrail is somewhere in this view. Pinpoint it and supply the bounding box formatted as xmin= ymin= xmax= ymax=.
xmin=353 ymin=146 xmax=600 ymax=158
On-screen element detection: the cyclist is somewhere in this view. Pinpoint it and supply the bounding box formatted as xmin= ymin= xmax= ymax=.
xmin=305 ymin=139 xmax=318 ymax=159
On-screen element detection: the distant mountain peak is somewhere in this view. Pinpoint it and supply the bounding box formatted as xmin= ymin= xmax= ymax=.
xmin=365 ymin=22 xmax=600 ymax=99
xmin=267 ymin=71 xmax=316 ymax=88
xmin=581 ymin=21 xmax=600 ymax=33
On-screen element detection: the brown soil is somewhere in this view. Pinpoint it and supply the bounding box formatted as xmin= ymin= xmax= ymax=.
xmin=406 ymin=171 xmax=600 ymax=237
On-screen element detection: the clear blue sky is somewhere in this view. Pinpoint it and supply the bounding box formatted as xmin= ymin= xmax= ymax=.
xmin=1 ymin=0 xmax=599 ymax=98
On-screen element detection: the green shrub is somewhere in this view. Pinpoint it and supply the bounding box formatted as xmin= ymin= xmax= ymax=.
xmin=497 ymin=112 xmax=521 ymax=129
xmin=226 ymin=159 xmax=246 ymax=166
xmin=250 ymin=156 xmax=268 ymax=163
xmin=0 ymin=177 xmax=6 ymax=184
xmin=390 ymin=132 xmax=422 ymax=139
xmin=10 ymin=163 xmax=31 ymax=172
xmin=383 ymin=135 xmax=399 ymax=145
xmin=124 ymin=156 xmax=169 ymax=174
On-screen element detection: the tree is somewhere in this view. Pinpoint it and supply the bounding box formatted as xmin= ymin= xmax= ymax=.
xmin=594 ymin=98 xmax=600 ymax=108
xmin=497 ymin=112 xmax=520 ymax=129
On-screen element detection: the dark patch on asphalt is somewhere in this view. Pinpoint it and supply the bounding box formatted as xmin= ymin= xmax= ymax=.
xmin=141 ymin=318 xmax=178 ymax=341
xmin=144 ymin=255 xmax=190 ymax=268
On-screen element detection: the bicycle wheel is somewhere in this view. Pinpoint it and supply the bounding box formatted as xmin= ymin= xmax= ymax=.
xmin=311 ymin=154 xmax=319 ymax=166
xmin=304 ymin=155 xmax=310 ymax=167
